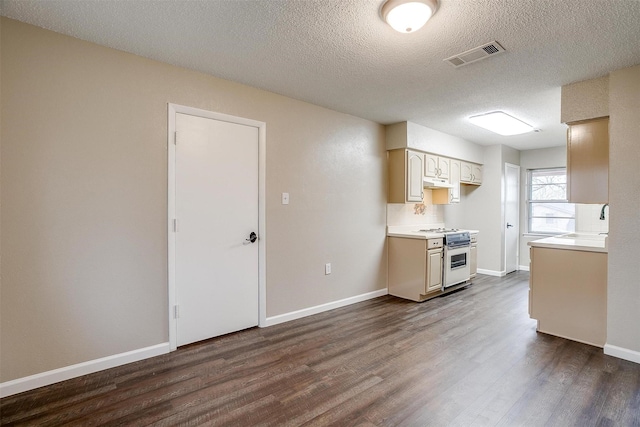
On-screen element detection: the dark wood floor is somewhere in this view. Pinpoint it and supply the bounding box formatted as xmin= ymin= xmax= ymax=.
xmin=2 ymin=272 xmax=640 ymax=426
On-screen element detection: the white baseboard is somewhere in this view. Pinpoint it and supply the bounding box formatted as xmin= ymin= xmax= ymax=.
xmin=604 ymin=344 xmax=640 ymax=364
xmin=477 ymin=268 xmax=506 ymax=277
xmin=0 ymin=342 xmax=170 ymax=398
xmin=264 ymin=288 xmax=388 ymax=327
xmin=518 ymin=265 xmax=530 ymax=272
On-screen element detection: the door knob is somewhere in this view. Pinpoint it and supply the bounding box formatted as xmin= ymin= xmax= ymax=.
xmin=243 ymin=232 xmax=257 ymax=245
xmin=507 ymin=223 xmax=514 ymax=228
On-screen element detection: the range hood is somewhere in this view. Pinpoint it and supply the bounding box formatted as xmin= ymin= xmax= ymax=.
xmin=423 ymin=177 xmax=454 ymax=189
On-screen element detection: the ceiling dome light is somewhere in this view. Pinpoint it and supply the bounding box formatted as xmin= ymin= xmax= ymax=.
xmin=381 ymin=0 xmax=438 ymax=33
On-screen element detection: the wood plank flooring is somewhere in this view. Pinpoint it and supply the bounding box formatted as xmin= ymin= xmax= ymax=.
xmin=2 ymin=272 xmax=640 ymax=426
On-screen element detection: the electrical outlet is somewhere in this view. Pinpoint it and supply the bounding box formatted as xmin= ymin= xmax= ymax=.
xmin=282 ymin=192 xmax=289 ymax=205
xmin=325 ymin=263 xmax=331 ymax=275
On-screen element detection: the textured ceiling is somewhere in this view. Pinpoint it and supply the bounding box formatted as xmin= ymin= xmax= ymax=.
xmin=2 ymin=0 xmax=640 ymax=150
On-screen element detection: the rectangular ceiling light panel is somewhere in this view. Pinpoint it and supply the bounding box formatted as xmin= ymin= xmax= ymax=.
xmin=469 ymin=111 xmax=534 ymax=136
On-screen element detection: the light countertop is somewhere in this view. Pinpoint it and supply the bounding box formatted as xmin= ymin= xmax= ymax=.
xmin=528 ymin=233 xmax=608 ymax=253
xmin=387 ymin=225 xmax=479 ymax=240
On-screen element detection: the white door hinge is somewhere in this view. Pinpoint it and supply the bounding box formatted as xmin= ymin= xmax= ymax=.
xmin=173 ymin=219 xmax=178 ymax=232
xmin=174 ymin=131 xmax=178 ymax=145
xmin=174 ymin=305 xmax=180 ymax=319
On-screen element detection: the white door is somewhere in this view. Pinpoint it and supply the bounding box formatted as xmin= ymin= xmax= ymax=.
xmin=505 ymin=163 xmax=520 ymax=274
xmin=174 ymin=112 xmax=259 ymax=347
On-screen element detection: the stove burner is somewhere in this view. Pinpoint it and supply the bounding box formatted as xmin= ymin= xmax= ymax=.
xmin=419 ymin=228 xmax=460 ymax=233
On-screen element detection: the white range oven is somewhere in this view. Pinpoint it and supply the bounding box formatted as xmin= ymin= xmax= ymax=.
xmin=417 ymin=228 xmax=472 ymax=289
xmin=442 ymin=231 xmax=471 ymax=288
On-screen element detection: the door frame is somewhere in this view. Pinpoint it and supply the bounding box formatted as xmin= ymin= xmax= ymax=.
xmin=503 ymin=162 xmax=520 ymax=273
xmin=167 ymin=103 xmax=266 ymax=351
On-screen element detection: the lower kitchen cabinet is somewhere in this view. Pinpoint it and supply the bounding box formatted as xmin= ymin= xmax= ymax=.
xmin=529 ymin=246 xmax=607 ymax=347
xmin=388 ymin=237 xmax=443 ymax=302
xmin=426 ymin=247 xmax=443 ymax=292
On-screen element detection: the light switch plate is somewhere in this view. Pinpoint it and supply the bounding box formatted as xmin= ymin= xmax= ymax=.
xmin=282 ymin=192 xmax=289 ymax=205
xmin=325 ymin=263 xmax=331 ymax=275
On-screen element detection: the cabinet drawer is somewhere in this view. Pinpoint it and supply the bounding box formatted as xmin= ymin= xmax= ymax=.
xmin=427 ymin=238 xmax=443 ymax=249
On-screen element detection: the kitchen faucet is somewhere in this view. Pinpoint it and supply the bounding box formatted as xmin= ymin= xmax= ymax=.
xmin=599 ymin=203 xmax=609 ymax=220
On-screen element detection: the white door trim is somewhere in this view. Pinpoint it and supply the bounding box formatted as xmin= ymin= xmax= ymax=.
xmin=504 ymin=163 xmax=520 ymax=273
xmin=167 ymin=103 xmax=266 ymax=351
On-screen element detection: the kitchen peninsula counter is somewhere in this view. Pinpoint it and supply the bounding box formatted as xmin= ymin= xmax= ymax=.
xmin=528 ymin=233 xmax=608 ymax=347
xmin=527 ymin=233 xmax=608 ymax=253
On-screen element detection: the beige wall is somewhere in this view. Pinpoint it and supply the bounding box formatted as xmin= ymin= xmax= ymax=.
xmin=0 ymin=18 xmax=387 ymax=382
xmin=466 ymin=145 xmax=503 ymax=272
xmin=607 ymin=64 xmax=640 ymax=356
xmin=561 ymin=75 xmax=609 ymax=123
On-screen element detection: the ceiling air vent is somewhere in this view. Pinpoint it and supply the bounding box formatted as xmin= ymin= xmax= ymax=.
xmin=444 ymin=41 xmax=506 ymax=68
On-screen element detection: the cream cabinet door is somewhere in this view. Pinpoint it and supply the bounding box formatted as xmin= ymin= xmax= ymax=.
xmin=461 ymin=162 xmax=473 ymax=182
xmin=461 ymin=162 xmax=482 ymax=185
xmin=426 ymin=248 xmax=443 ymax=293
xmin=425 ymin=154 xmax=450 ymax=180
xmin=438 ymin=157 xmax=451 ymax=180
xmin=424 ymin=153 xmax=439 ymax=178
xmin=407 ymin=150 xmax=424 ymax=202
xmin=471 ymin=164 xmax=483 ymax=184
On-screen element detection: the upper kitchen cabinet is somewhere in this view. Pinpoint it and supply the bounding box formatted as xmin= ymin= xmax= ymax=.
xmin=425 ymin=154 xmax=450 ymax=180
xmin=461 ymin=162 xmax=483 ymax=185
xmin=385 ymin=121 xmax=484 ymax=204
xmin=432 ymin=159 xmax=461 ymax=205
xmin=567 ymin=117 xmax=609 ymax=204
xmin=388 ymin=149 xmax=424 ymax=203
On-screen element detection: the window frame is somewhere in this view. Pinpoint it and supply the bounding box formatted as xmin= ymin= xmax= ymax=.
xmin=527 ymin=167 xmax=575 ymax=235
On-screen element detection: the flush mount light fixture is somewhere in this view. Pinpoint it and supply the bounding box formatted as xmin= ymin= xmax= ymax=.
xmin=468 ymin=111 xmax=534 ymax=136
xmin=380 ymin=0 xmax=439 ymax=33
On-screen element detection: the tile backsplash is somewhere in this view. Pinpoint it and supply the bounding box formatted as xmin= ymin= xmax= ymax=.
xmin=387 ymin=192 xmax=444 ymax=226
xmin=575 ymin=203 xmax=609 ymax=233
xmin=387 ymin=199 xmax=607 ymax=233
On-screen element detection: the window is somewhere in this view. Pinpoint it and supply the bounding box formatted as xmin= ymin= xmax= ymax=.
xmin=528 ymin=168 xmax=575 ymax=234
